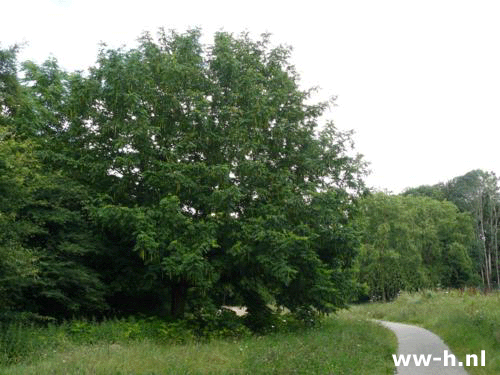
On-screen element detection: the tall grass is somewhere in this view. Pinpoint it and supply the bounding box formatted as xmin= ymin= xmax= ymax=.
xmin=0 ymin=315 xmax=396 ymax=374
xmin=345 ymin=290 xmax=500 ymax=375
xmin=0 ymin=312 xmax=249 ymax=367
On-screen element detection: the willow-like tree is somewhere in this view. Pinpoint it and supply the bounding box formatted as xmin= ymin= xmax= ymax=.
xmin=47 ymin=29 xmax=367 ymax=326
xmin=357 ymin=193 xmax=475 ymax=301
xmin=405 ymin=169 xmax=500 ymax=289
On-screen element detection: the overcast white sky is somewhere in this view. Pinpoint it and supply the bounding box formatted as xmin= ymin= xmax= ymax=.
xmin=2 ymin=0 xmax=500 ymax=193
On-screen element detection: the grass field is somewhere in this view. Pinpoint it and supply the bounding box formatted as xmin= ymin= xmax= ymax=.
xmin=344 ymin=290 xmax=500 ymax=375
xmin=4 ymin=291 xmax=498 ymax=374
xmin=0 ymin=315 xmax=396 ymax=374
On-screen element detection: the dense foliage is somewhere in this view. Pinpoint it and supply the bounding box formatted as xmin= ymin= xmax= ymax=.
xmin=2 ymin=30 xmax=497 ymax=329
xmin=0 ymin=31 xmax=365 ymax=328
xmin=357 ymin=170 xmax=500 ymax=301
xmin=404 ymin=170 xmax=500 ymax=290
xmin=356 ymin=193 xmax=475 ymax=301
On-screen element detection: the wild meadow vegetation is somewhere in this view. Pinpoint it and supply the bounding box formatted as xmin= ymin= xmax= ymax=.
xmin=0 ymin=313 xmax=397 ymax=374
xmin=347 ymin=290 xmax=500 ymax=375
xmin=2 ymin=29 xmax=500 ymax=373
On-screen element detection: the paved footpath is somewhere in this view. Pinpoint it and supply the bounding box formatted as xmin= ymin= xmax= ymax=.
xmin=378 ymin=321 xmax=469 ymax=375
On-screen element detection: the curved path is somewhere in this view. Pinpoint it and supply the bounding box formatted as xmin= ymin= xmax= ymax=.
xmin=378 ymin=321 xmax=469 ymax=375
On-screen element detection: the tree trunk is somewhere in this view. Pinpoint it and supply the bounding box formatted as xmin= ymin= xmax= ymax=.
xmin=478 ymin=195 xmax=491 ymax=289
xmin=170 ymin=281 xmax=188 ymax=319
xmin=494 ymin=204 xmax=499 ymax=288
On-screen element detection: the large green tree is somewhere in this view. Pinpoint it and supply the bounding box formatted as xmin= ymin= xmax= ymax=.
xmin=70 ymin=30 xmax=366 ymax=324
xmin=1 ymin=31 xmax=365 ymax=325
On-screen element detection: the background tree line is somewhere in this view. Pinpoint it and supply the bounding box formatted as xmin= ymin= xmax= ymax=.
xmin=403 ymin=169 xmax=500 ymax=290
xmin=357 ymin=170 xmax=500 ymax=301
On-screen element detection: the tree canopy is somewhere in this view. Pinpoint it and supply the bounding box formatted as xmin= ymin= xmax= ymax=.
xmin=0 ymin=31 xmax=366 ymax=328
xmin=404 ymin=170 xmax=500 ymax=290
xmin=357 ymin=193 xmax=475 ymax=301
xmin=3 ymin=30 xmax=495 ymax=327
